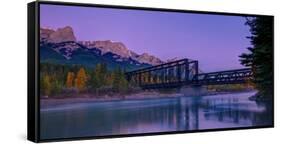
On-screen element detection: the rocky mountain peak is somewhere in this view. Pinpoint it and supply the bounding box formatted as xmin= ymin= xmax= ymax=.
xmin=88 ymin=40 xmax=132 ymax=58
xmin=135 ymin=52 xmax=163 ymax=66
xmin=40 ymin=26 xmax=76 ymax=43
xmin=41 ymin=26 xmax=164 ymax=66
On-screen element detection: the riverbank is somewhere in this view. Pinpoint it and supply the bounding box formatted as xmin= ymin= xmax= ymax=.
xmin=248 ymin=93 xmax=273 ymax=102
xmin=40 ymin=90 xmax=256 ymax=109
xmin=40 ymin=91 xmax=182 ymax=109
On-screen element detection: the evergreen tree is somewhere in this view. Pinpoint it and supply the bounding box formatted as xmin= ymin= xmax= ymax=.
xmin=239 ymin=17 xmax=273 ymax=99
xmin=113 ymin=67 xmax=128 ymax=93
xmin=51 ymin=79 xmax=63 ymax=95
xmin=106 ymin=72 xmax=114 ymax=86
xmin=99 ymin=63 xmax=107 ymax=86
xmin=90 ymin=63 xmax=107 ymax=89
xmin=119 ymin=73 xmax=128 ymax=93
xmin=112 ymin=67 xmax=121 ymax=91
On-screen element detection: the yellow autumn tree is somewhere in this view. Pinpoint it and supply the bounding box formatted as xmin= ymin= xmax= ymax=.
xmin=75 ymin=68 xmax=87 ymax=92
xmin=66 ymin=72 xmax=75 ymax=88
xmin=42 ymin=74 xmax=51 ymax=96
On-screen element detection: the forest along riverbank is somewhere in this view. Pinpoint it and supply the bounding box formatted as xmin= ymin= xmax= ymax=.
xmin=40 ymin=90 xmax=256 ymax=109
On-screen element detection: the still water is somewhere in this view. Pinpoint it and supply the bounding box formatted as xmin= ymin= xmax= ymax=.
xmin=40 ymin=91 xmax=273 ymax=140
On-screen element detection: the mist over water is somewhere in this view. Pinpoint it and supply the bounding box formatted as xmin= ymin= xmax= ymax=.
xmin=40 ymin=91 xmax=272 ymax=140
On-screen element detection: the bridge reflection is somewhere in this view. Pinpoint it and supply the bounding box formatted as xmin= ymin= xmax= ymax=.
xmin=40 ymin=92 xmax=272 ymax=138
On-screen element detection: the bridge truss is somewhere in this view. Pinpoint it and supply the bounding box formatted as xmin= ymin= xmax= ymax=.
xmin=125 ymin=58 xmax=253 ymax=89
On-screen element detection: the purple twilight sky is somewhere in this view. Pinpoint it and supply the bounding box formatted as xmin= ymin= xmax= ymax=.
xmin=40 ymin=4 xmax=252 ymax=72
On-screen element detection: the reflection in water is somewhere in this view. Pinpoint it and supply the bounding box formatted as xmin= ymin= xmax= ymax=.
xmin=40 ymin=91 xmax=273 ymax=140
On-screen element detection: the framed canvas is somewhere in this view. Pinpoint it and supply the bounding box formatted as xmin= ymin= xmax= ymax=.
xmin=28 ymin=1 xmax=274 ymax=142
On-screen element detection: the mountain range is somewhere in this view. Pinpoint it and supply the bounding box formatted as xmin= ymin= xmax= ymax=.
xmin=40 ymin=26 xmax=164 ymax=70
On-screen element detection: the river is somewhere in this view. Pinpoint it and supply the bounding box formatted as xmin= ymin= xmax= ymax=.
xmin=40 ymin=91 xmax=273 ymax=140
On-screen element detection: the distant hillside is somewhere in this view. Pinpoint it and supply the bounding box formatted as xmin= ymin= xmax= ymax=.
xmin=40 ymin=41 xmax=152 ymax=71
xmin=40 ymin=26 xmax=166 ymax=70
xmin=40 ymin=26 xmax=164 ymax=69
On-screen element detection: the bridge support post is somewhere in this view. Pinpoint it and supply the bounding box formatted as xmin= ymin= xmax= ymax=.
xmin=185 ymin=59 xmax=189 ymax=83
xmin=180 ymin=85 xmax=208 ymax=97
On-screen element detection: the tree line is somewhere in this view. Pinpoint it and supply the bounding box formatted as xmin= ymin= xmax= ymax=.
xmin=40 ymin=63 xmax=136 ymax=98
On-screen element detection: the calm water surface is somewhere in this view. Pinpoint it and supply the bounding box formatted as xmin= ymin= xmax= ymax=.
xmin=40 ymin=91 xmax=273 ymax=139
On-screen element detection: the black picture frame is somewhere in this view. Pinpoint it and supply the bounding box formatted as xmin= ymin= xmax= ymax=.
xmin=28 ymin=1 xmax=274 ymax=142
